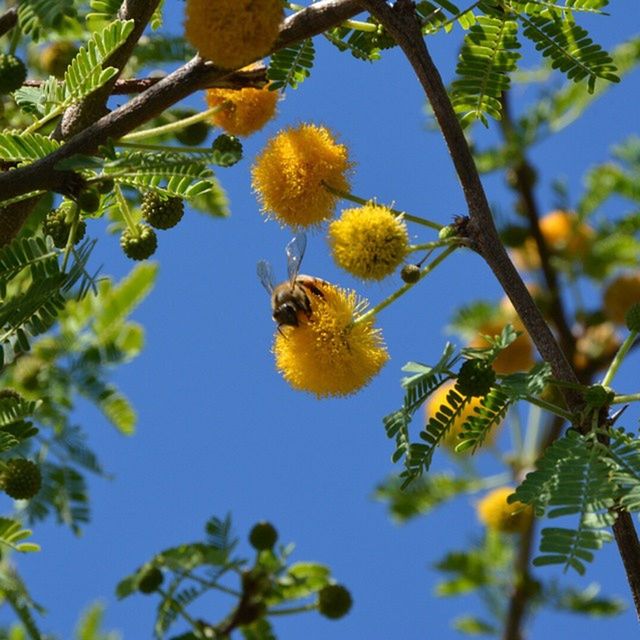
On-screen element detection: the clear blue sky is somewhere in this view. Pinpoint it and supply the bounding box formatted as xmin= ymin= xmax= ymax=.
xmin=9 ymin=2 xmax=640 ymax=639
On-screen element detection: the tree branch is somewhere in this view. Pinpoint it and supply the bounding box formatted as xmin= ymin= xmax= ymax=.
xmin=0 ymin=8 xmax=17 ymax=38
xmin=0 ymin=0 xmax=363 ymax=206
xmin=359 ymin=0 xmax=640 ymax=621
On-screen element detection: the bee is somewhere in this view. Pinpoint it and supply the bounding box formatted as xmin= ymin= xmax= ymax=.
xmin=257 ymin=234 xmax=326 ymax=329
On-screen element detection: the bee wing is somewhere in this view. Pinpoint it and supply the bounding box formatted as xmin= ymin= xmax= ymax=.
xmin=286 ymin=233 xmax=307 ymax=285
xmin=257 ymin=260 xmax=276 ymax=294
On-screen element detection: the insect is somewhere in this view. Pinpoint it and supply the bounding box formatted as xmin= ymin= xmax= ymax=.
xmin=257 ymin=234 xmax=326 ymax=329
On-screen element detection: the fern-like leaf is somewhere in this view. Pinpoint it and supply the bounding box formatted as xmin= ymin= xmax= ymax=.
xmin=511 ymin=430 xmax=617 ymax=573
xmin=17 ymin=0 xmax=76 ymax=41
xmin=451 ymin=15 xmax=522 ymax=126
xmin=519 ymin=13 xmax=618 ymax=92
xmin=457 ymin=387 xmax=511 ymax=452
xmin=63 ymin=20 xmax=135 ymax=102
xmin=267 ymin=39 xmax=315 ymax=90
xmin=0 ymin=518 xmax=40 ymax=553
xmin=606 ymin=428 xmax=640 ymax=512
xmin=0 ymin=131 xmax=61 ymax=163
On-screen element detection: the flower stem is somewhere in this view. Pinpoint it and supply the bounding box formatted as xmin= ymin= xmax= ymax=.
xmin=355 ymin=245 xmax=456 ymax=324
xmin=61 ymin=203 xmax=81 ymax=273
xmin=409 ymin=238 xmax=458 ymax=252
xmin=120 ymin=105 xmax=222 ymax=142
xmin=321 ymin=182 xmax=443 ymax=230
xmin=117 ymin=141 xmax=213 ymax=153
xmin=612 ymin=393 xmax=640 ymax=405
xmin=601 ymin=330 xmax=638 ymax=388
xmin=114 ymin=184 xmax=137 ymax=232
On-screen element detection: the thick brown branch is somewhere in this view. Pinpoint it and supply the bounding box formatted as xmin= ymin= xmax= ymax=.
xmin=0 ymin=8 xmax=17 ymax=38
xmin=359 ymin=0 xmax=640 ymax=621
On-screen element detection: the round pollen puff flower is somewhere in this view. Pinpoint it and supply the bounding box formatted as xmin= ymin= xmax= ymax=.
xmin=205 ymin=84 xmax=278 ymax=137
xmin=603 ymin=272 xmax=640 ymax=325
xmin=273 ymin=283 xmax=388 ymax=397
xmin=252 ymin=124 xmax=351 ymax=228
xmin=476 ymin=486 xmax=533 ymax=534
xmin=328 ymin=203 xmax=409 ymax=280
xmin=426 ymin=380 xmax=499 ymax=453
xmin=184 ymin=0 xmax=283 ymax=69
xmin=511 ymin=210 xmax=593 ymax=271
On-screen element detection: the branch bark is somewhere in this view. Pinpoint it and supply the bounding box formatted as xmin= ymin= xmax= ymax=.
xmin=358 ymin=0 xmax=640 ymax=623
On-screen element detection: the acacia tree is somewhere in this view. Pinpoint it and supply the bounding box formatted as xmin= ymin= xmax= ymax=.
xmin=0 ymin=0 xmax=639 ymax=638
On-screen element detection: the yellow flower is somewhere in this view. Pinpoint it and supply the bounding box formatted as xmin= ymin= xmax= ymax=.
xmin=511 ymin=210 xmax=594 ymax=271
xmin=206 ymin=86 xmax=278 ymax=137
xmin=328 ymin=204 xmax=409 ymax=280
xmin=273 ymin=283 xmax=388 ymax=397
xmin=184 ymin=0 xmax=283 ymax=69
xmin=252 ymin=124 xmax=351 ymax=228
xmin=476 ymin=487 xmax=533 ymax=533
xmin=603 ymin=272 xmax=640 ymax=325
xmin=426 ymin=380 xmax=498 ymax=452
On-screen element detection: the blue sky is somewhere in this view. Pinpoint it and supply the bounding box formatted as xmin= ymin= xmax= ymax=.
xmin=8 ymin=2 xmax=640 ymax=639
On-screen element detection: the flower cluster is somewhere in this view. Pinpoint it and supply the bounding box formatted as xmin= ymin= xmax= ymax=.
xmin=206 ymin=86 xmax=278 ymax=137
xmin=273 ymin=282 xmax=388 ymax=397
xmin=328 ymin=203 xmax=409 ymax=280
xmin=252 ymin=124 xmax=351 ymax=227
xmin=184 ymin=0 xmax=283 ymax=69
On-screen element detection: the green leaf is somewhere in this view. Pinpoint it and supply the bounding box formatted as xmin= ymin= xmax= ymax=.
xmin=519 ymin=13 xmax=618 ymax=92
xmin=451 ymin=15 xmax=522 ymax=126
xmin=17 ymin=0 xmax=76 ymax=41
xmin=63 ymin=20 xmax=135 ymax=102
xmin=0 ymin=519 xmax=40 ymax=553
xmin=276 ymin=562 xmax=331 ymax=600
xmin=453 ymin=615 xmax=497 ymax=635
xmin=375 ymin=473 xmax=480 ymax=522
xmin=268 ymin=39 xmax=315 ymax=90
xmin=0 ymin=132 xmax=61 ymax=163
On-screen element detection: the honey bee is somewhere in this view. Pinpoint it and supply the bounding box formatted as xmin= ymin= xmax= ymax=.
xmin=257 ymin=234 xmax=326 ymax=329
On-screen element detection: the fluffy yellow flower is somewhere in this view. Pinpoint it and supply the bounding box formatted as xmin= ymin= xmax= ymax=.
xmin=426 ymin=380 xmax=498 ymax=452
xmin=184 ymin=0 xmax=283 ymax=69
xmin=252 ymin=124 xmax=351 ymax=228
xmin=328 ymin=204 xmax=409 ymax=280
xmin=206 ymin=86 xmax=278 ymax=137
xmin=273 ymin=283 xmax=388 ymax=397
xmin=511 ymin=210 xmax=593 ymax=271
xmin=603 ymin=272 xmax=640 ymax=325
xmin=476 ymin=487 xmax=533 ymax=533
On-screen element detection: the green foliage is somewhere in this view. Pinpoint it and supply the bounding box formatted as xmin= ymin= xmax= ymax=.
xmin=0 ymin=519 xmax=39 ymax=554
xmin=548 ymin=582 xmax=625 ymax=617
xmin=63 ymin=20 xmax=135 ymax=102
xmin=325 ymin=18 xmax=393 ymax=61
xmin=417 ymin=0 xmax=478 ymax=34
xmin=117 ymin=514 xmax=340 ymax=638
xmin=519 ymin=12 xmax=618 ymax=92
xmin=74 ymin=602 xmax=120 ymax=640
xmin=451 ymin=15 xmax=521 ymax=126
xmin=511 ymin=430 xmax=617 ymax=574
xmin=0 ymin=132 xmax=60 ymax=164
xmin=17 ymin=0 xmax=76 ymax=41
xmin=375 ymin=473 xmax=481 ymax=522
xmin=458 ymin=387 xmax=511 ymax=452
xmin=267 ymin=39 xmax=315 ymax=91
xmin=382 ymin=344 xmax=458 ymax=483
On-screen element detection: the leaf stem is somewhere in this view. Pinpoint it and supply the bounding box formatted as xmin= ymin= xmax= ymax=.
xmin=522 ymin=394 xmax=573 ymax=422
xmin=355 ymin=245 xmax=457 ymax=324
xmin=268 ymin=603 xmax=318 ymax=616
xmin=601 ymin=330 xmax=638 ymax=388
xmin=612 ymin=393 xmax=640 ymax=404
xmin=120 ymin=105 xmax=222 ymax=142
xmin=114 ymin=183 xmax=137 ymax=232
xmin=321 ymin=182 xmax=443 ymax=230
